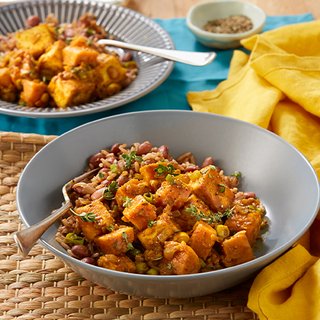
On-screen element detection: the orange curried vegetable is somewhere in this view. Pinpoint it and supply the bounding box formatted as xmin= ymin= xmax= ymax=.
xmin=56 ymin=142 xmax=268 ymax=275
xmin=0 ymin=13 xmax=138 ymax=108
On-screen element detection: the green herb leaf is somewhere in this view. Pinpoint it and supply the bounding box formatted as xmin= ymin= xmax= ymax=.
xmin=123 ymin=196 xmax=133 ymax=208
xmin=103 ymin=181 xmax=118 ymax=200
xmin=231 ymin=171 xmax=241 ymax=179
xmin=121 ymin=151 xmax=142 ymax=169
xmin=185 ymin=204 xmax=234 ymax=224
xmin=154 ymin=163 xmax=177 ymax=176
xmin=218 ymin=183 xmax=226 ymax=193
xmin=70 ymin=208 xmax=96 ymax=222
xmin=147 ymin=220 xmax=156 ymax=228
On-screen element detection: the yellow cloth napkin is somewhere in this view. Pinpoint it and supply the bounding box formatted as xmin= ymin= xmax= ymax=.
xmin=187 ymin=20 xmax=320 ymax=320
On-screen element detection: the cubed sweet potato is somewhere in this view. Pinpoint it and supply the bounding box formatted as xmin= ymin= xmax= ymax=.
xmin=115 ymin=178 xmax=150 ymax=208
xmin=0 ymin=67 xmax=17 ymax=102
xmin=14 ymin=24 xmax=55 ymax=58
xmin=222 ymin=230 xmax=254 ymax=267
xmin=162 ymin=241 xmax=201 ymax=274
xmin=75 ymin=199 xmax=114 ymax=241
xmin=97 ymin=254 xmax=136 ymax=273
xmin=63 ymin=45 xmax=99 ymax=67
xmin=122 ymin=195 xmax=157 ymax=230
xmin=176 ymin=194 xmax=212 ymax=231
xmin=138 ymin=212 xmax=180 ymax=249
xmin=189 ymin=221 xmax=217 ymax=260
xmin=48 ymin=73 xmax=95 ymax=108
xmin=38 ymin=40 xmax=65 ymax=80
xmin=95 ymin=226 xmax=135 ymax=255
xmin=225 ymin=201 xmax=263 ymax=245
xmin=20 ymin=79 xmax=48 ymax=107
xmin=155 ymin=179 xmax=191 ymax=209
xmin=190 ymin=166 xmax=234 ymax=212
xmin=95 ymin=53 xmax=127 ymax=98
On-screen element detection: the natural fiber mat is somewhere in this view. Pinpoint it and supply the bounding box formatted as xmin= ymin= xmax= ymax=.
xmin=0 ymin=131 xmax=258 ymax=320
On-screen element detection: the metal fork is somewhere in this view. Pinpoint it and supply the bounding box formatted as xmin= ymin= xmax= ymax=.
xmin=14 ymin=168 xmax=99 ymax=257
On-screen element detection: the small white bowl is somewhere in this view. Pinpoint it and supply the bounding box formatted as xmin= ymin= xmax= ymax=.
xmin=186 ymin=0 xmax=266 ymax=49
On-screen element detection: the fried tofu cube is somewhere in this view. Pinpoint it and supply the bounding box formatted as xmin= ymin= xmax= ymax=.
xmin=138 ymin=212 xmax=180 ymax=249
xmin=98 ymin=254 xmax=136 ymax=273
xmin=155 ymin=179 xmax=191 ymax=209
xmin=48 ymin=73 xmax=95 ymax=108
xmin=95 ymin=226 xmax=135 ymax=255
xmin=20 ymin=79 xmax=47 ymax=107
xmin=95 ymin=53 xmax=127 ymax=98
xmin=222 ymin=230 xmax=254 ymax=267
xmin=191 ymin=166 xmax=234 ymax=212
xmin=75 ymin=200 xmax=114 ymax=241
xmin=63 ymin=46 xmax=99 ymax=67
xmin=0 ymin=67 xmax=17 ymax=102
xmin=115 ymin=178 xmax=150 ymax=208
xmin=189 ymin=221 xmax=218 ymax=260
xmin=225 ymin=201 xmax=263 ymax=245
xmin=162 ymin=241 xmax=201 ymax=275
xmin=38 ymin=40 xmax=65 ymax=80
xmin=14 ymin=24 xmax=55 ymax=58
xmin=123 ymin=195 xmax=157 ymax=230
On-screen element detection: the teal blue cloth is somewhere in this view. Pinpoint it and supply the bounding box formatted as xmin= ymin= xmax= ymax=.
xmin=0 ymin=14 xmax=314 ymax=135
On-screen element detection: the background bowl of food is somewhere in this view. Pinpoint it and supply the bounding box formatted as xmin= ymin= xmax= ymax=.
xmin=16 ymin=110 xmax=320 ymax=298
xmin=0 ymin=0 xmax=174 ymax=117
xmin=186 ymin=0 xmax=266 ymax=49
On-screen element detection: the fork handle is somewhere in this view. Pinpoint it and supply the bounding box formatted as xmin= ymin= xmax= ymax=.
xmin=98 ymin=39 xmax=216 ymax=66
xmin=14 ymin=201 xmax=72 ymax=257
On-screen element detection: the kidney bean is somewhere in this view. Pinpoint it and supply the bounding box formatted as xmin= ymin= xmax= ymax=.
xmin=201 ymin=156 xmax=214 ymax=168
xmin=89 ymin=152 xmax=106 ymax=168
xmin=117 ymin=174 xmax=129 ymax=186
xmin=111 ymin=143 xmax=121 ymax=154
xmin=91 ymin=187 xmax=106 ymax=200
xmin=227 ymin=176 xmax=239 ymax=188
xmin=244 ymin=192 xmax=256 ymax=199
xmin=136 ymin=141 xmax=152 ymax=155
xmin=184 ymin=164 xmax=199 ymax=172
xmin=158 ymin=145 xmax=169 ymax=159
xmin=81 ymin=257 xmax=96 ymax=265
xmin=26 ymin=15 xmax=40 ymax=28
xmin=71 ymin=245 xmax=91 ymax=259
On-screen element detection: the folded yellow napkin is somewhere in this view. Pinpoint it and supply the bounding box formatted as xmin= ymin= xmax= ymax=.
xmin=187 ymin=21 xmax=320 ymax=319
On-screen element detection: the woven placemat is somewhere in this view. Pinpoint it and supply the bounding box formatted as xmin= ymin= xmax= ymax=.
xmin=0 ymin=131 xmax=258 ymax=320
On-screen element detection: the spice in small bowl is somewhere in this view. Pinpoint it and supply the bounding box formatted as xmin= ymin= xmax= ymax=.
xmin=203 ymin=15 xmax=253 ymax=34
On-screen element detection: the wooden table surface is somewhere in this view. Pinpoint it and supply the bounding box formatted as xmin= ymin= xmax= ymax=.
xmin=128 ymin=0 xmax=320 ymax=19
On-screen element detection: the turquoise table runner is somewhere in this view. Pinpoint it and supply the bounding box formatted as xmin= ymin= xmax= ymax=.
xmin=0 ymin=14 xmax=313 ymax=135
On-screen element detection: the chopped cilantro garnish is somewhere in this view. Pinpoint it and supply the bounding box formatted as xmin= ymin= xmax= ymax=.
xmin=218 ymin=183 xmax=226 ymax=193
xmin=123 ymin=196 xmax=133 ymax=208
xmin=154 ymin=163 xmax=177 ymax=176
xmin=70 ymin=208 xmax=96 ymax=222
xmin=185 ymin=204 xmax=233 ymax=224
xmin=121 ymin=151 xmax=142 ymax=169
xmin=231 ymin=171 xmax=241 ymax=179
xmin=103 ymin=181 xmax=118 ymax=200
xmin=147 ymin=220 xmax=156 ymax=228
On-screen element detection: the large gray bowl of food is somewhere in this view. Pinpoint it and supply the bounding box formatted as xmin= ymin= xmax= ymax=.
xmin=16 ymin=110 xmax=320 ymax=298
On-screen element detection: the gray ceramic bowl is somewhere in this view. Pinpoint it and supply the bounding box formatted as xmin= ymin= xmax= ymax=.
xmin=16 ymin=110 xmax=320 ymax=298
